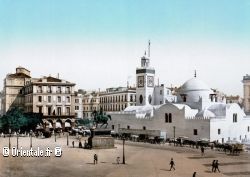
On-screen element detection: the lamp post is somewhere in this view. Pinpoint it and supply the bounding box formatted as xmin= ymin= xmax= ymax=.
xmin=30 ymin=130 xmax=33 ymax=148
xmin=8 ymin=129 xmax=11 ymax=149
xmin=17 ymin=131 xmax=19 ymax=149
xmin=173 ymin=126 xmax=176 ymax=146
xmin=122 ymin=137 xmax=125 ymax=164
xmin=54 ymin=130 xmax=56 ymax=142
xmin=67 ymin=132 xmax=69 ymax=146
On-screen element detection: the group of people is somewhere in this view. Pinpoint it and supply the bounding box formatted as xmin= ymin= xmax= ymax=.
xmin=211 ymin=160 xmax=220 ymax=173
xmin=169 ymin=157 xmax=221 ymax=176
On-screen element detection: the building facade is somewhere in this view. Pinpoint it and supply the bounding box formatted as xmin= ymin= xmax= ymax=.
xmin=74 ymin=91 xmax=84 ymax=119
xmin=83 ymin=91 xmax=100 ymax=118
xmin=0 ymin=91 xmax=3 ymax=116
xmin=108 ymin=53 xmax=250 ymax=144
xmin=1 ymin=67 xmax=31 ymax=114
xmin=1 ymin=67 xmax=77 ymax=130
xmin=23 ymin=76 xmax=76 ymax=130
xmin=243 ymin=75 xmax=250 ymax=114
xmin=100 ymin=87 xmax=136 ymax=112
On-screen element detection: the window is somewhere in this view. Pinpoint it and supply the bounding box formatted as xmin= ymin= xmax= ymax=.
xmin=38 ymin=96 xmax=42 ymax=102
xmin=160 ymin=90 xmax=162 ymax=95
xmin=38 ymin=106 xmax=42 ymax=113
xmin=48 ymin=96 xmax=51 ymax=103
xmin=57 ymin=107 xmax=61 ymax=115
xmin=66 ymin=107 xmax=70 ymax=115
xmin=218 ymin=129 xmax=221 ymax=135
xmin=193 ymin=129 xmax=198 ymax=135
xmin=160 ymin=101 xmax=162 ymax=104
xmin=112 ymin=125 xmax=115 ymax=130
xmin=169 ymin=113 xmax=172 ymax=123
xmin=47 ymin=86 xmax=52 ymax=93
xmin=181 ymin=94 xmax=187 ymax=102
xmin=139 ymin=95 xmax=143 ymax=104
xmin=37 ymin=86 xmax=42 ymax=93
xmin=57 ymin=87 xmax=61 ymax=93
xmin=75 ymin=106 xmax=79 ymax=110
xmin=127 ymin=125 xmax=130 ymax=129
xmin=143 ymin=126 xmax=146 ymax=130
xmin=66 ymin=96 xmax=70 ymax=103
xmin=75 ymin=99 xmax=79 ymax=103
xmin=130 ymin=95 xmax=133 ymax=102
xmin=57 ymin=96 xmax=61 ymax=103
xmin=248 ymin=126 xmax=250 ymax=132
xmin=165 ymin=113 xmax=172 ymax=123
xmin=48 ymin=107 xmax=51 ymax=115
xmin=233 ymin=113 xmax=237 ymax=122
xmin=165 ymin=113 xmax=169 ymax=123
xmin=66 ymin=87 xmax=70 ymax=93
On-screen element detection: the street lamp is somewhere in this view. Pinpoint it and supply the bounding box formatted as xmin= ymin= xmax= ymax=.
xmin=67 ymin=132 xmax=69 ymax=146
xmin=30 ymin=130 xmax=33 ymax=148
xmin=8 ymin=129 xmax=11 ymax=149
xmin=54 ymin=130 xmax=56 ymax=142
xmin=173 ymin=126 xmax=176 ymax=146
xmin=17 ymin=130 xmax=19 ymax=149
xmin=122 ymin=136 xmax=126 ymax=164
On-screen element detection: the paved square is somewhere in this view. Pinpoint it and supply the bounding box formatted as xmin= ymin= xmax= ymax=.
xmin=0 ymin=136 xmax=250 ymax=177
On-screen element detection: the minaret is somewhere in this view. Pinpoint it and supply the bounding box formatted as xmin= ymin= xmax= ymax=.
xmin=136 ymin=41 xmax=155 ymax=106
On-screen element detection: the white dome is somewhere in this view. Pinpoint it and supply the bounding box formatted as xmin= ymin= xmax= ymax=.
xmin=181 ymin=78 xmax=211 ymax=92
xmin=178 ymin=77 xmax=213 ymax=105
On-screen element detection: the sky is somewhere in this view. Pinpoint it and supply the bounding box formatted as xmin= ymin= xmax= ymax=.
xmin=0 ymin=0 xmax=250 ymax=96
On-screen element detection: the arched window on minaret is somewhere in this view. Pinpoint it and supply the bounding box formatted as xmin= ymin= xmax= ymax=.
xmin=139 ymin=95 xmax=143 ymax=104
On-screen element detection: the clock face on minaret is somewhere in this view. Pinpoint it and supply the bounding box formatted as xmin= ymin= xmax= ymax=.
xmin=147 ymin=76 xmax=154 ymax=87
xmin=138 ymin=76 xmax=144 ymax=87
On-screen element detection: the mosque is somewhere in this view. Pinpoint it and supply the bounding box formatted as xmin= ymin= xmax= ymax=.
xmin=108 ymin=44 xmax=250 ymax=143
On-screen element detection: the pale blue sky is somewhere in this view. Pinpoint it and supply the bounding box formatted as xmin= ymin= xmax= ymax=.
xmin=0 ymin=0 xmax=250 ymax=95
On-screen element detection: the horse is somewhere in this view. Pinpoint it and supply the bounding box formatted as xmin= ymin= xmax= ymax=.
xmin=92 ymin=109 xmax=112 ymax=128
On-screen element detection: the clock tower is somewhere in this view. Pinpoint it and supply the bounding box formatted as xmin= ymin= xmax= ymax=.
xmin=136 ymin=41 xmax=155 ymax=106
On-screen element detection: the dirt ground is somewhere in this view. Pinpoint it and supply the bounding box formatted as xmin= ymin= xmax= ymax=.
xmin=0 ymin=135 xmax=250 ymax=177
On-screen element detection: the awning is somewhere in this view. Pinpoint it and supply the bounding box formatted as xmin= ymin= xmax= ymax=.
xmin=56 ymin=122 xmax=62 ymax=128
xmin=48 ymin=123 xmax=53 ymax=128
xmin=65 ymin=122 xmax=71 ymax=128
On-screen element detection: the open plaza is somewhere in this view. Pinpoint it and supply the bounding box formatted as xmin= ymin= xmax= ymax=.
xmin=1 ymin=135 xmax=250 ymax=177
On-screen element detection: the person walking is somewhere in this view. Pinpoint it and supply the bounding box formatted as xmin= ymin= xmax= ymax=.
xmin=94 ymin=154 xmax=98 ymax=164
xmin=116 ymin=157 xmax=120 ymax=164
xmin=169 ymin=158 xmax=175 ymax=171
xmin=201 ymin=146 xmax=205 ymax=156
xmin=72 ymin=141 xmax=75 ymax=148
xmin=214 ymin=160 xmax=220 ymax=173
xmin=211 ymin=160 xmax=216 ymax=172
xmin=193 ymin=172 xmax=197 ymax=177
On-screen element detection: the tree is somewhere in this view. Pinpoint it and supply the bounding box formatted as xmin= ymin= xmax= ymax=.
xmin=0 ymin=107 xmax=43 ymax=133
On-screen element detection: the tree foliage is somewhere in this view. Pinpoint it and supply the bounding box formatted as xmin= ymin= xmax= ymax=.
xmin=0 ymin=107 xmax=43 ymax=133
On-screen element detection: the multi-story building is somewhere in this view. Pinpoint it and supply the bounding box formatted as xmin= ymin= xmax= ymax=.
xmin=23 ymin=76 xmax=76 ymax=130
xmin=1 ymin=67 xmax=31 ymax=114
xmin=243 ymin=75 xmax=250 ymax=114
xmin=1 ymin=67 xmax=77 ymax=130
xmin=99 ymin=87 xmax=136 ymax=112
xmin=226 ymin=95 xmax=243 ymax=107
xmin=153 ymin=84 xmax=176 ymax=104
xmin=74 ymin=91 xmax=84 ymax=119
xmin=83 ymin=91 xmax=100 ymax=118
xmin=0 ymin=91 xmax=3 ymax=115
